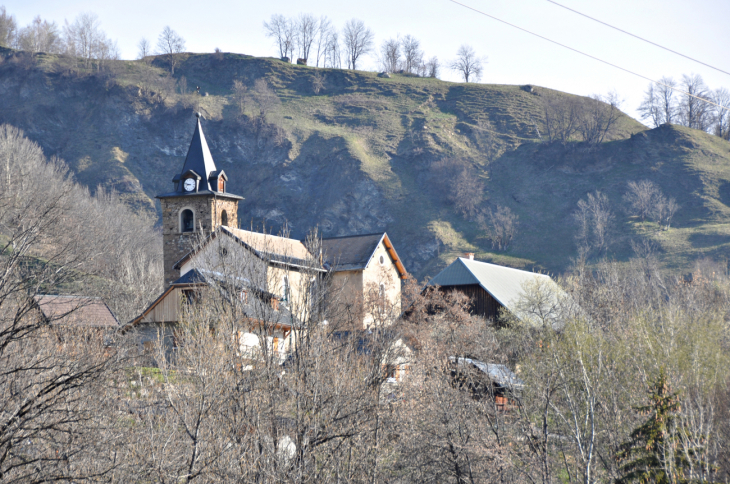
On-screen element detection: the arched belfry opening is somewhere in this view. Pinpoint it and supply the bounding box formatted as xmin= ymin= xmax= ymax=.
xmin=221 ymin=210 xmax=228 ymax=227
xmin=181 ymin=209 xmax=194 ymax=232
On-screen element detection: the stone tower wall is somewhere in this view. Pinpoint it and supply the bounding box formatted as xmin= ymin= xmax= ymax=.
xmin=211 ymin=198 xmax=239 ymax=230
xmin=160 ymin=196 xmax=235 ymax=286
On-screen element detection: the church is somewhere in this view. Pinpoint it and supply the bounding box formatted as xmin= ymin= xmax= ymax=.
xmin=124 ymin=114 xmax=408 ymax=362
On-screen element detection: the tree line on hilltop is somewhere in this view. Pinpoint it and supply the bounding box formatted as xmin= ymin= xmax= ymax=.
xmin=2 ymin=4 xmax=729 ymax=142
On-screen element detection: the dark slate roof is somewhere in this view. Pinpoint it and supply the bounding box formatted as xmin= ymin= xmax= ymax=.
xmin=34 ymin=295 xmax=119 ymax=328
xmin=321 ymin=233 xmax=385 ymax=272
xmin=180 ymin=116 xmax=217 ymax=191
xmin=157 ymin=115 xmax=243 ymax=200
xmin=171 ymin=269 xmax=207 ymax=285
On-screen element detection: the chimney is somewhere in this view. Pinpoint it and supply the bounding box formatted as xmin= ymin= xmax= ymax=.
xmin=465 ymin=252 xmax=475 ymax=260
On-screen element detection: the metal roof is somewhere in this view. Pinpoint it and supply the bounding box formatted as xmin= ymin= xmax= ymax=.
xmin=427 ymin=258 xmax=563 ymax=323
xmin=449 ymin=356 xmax=524 ymax=389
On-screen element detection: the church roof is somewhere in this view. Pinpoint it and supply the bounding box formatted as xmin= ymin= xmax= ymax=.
xmin=172 ymin=226 xmax=324 ymax=272
xmin=157 ymin=114 xmax=243 ymax=200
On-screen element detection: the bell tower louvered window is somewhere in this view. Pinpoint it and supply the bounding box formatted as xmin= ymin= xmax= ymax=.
xmin=181 ymin=209 xmax=194 ymax=232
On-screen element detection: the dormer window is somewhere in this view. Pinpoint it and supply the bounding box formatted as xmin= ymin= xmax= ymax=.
xmin=218 ymin=177 xmax=225 ymax=192
xmin=181 ymin=209 xmax=194 ymax=232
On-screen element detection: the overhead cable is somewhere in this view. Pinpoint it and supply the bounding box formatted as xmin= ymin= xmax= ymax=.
xmin=447 ymin=0 xmax=730 ymax=113
xmin=546 ymin=0 xmax=730 ymax=77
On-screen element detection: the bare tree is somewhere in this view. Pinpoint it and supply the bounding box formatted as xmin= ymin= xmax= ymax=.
xmin=543 ymin=93 xmax=581 ymax=144
xmin=711 ymin=87 xmax=730 ymax=140
xmin=155 ymin=25 xmax=186 ymax=74
xmin=638 ymin=77 xmax=678 ymax=127
xmin=311 ymin=71 xmax=325 ymax=95
xmin=16 ymin=15 xmax=61 ymax=53
xmin=0 ymin=125 xmax=127 ymax=481
xmin=425 ymin=56 xmax=440 ymax=78
xmin=624 ymin=180 xmax=679 ymax=231
xmin=578 ymin=91 xmax=623 ymax=145
xmin=482 ymin=205 xmax=519 ymax=251
xmin=678 ymin=74 xmax=712 ymax=131
xmin=575 ymin=191 xmax=613 ymax=256
xmin=430 ymin=158 xmax=484 ymax=218
xmin=263 ymin=14 xmax=295 ymax=61
xmin=624 ymin=180 xmax=660 ymax=221
xmin=379 ymin=37 xmax=400 ymax=73
xmin=137 ymin=37 xmax=151 ymax=62
xmin=232 ymin=79 xmax=249 ymax=115
xmin=253 ymin=79 xmax=280 ymax=118
xmin=474 ymin=116 xmax=499 ymax=164
xmin=449 ymin=44 xmax=484 ymax=83
xmin=0 ymin=6 xmax=17 ymax=48
xmin=342 ymin=18 xmax=374 ymax=70
xmin=295 ymin=13 xmax=317 ymax=62
xmin=401 ymin=34 xmax=423 ymax=75
xmin=322 ymin=30 xmax=341 ymax=68
xmin=653 ymin=196 xmax=679 ymax=230
xmin=62 ymin=13 xmax=100 ymax=69
xmin=312 ymin=16 xmax=333 ymax=67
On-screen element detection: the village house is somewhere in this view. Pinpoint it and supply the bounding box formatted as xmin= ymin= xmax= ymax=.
xmin=124 ymin=114 xmax=408 ymax=369
xmin=33 ymin=295 xmax=119 ymax=350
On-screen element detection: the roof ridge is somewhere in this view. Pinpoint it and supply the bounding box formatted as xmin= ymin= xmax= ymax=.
xmin=228 ymin=227 xmax=311 ymax=246
xmin=320 ymin=232 xmax=385 ymax=240
xmin=459 ymin=257 xmax=551 ymax=277
xmin=36 ymin=294 xmax=100 ymax=300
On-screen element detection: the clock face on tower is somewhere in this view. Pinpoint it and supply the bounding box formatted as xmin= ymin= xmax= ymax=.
xmin=183 ymin=178 xmax=196 ymax=192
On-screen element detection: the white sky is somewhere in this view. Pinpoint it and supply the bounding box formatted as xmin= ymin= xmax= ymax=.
xmin=5 ymin=0 xmax=730 ymax=123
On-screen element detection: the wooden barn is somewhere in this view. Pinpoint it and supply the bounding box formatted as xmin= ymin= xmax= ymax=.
xmin=426 ymin=255 xmax=564 ymax=325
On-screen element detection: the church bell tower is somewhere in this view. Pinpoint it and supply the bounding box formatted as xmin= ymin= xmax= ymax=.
xmin=157 ymin=113 xmax=244 ymax=286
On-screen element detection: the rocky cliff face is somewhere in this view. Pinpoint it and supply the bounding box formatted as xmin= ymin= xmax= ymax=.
xmin=3 ymin=49 xmax=728 ymax=278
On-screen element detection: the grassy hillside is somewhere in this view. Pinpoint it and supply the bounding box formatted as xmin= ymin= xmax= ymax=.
xmin=2 ymin=48 xmax=728 ymax=278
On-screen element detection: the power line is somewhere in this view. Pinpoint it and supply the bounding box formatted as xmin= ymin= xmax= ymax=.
xmin=447 ymin=0 xmax=730 ymax=113
xmin=546 ymin=0 xmax=730 ymax=77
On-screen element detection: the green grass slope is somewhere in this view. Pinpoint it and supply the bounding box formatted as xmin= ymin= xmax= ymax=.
xmin=3 ymin=49 xmax=728 ymax=278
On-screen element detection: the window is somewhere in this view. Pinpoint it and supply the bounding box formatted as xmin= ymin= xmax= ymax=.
xmin=379 ymin=283 xmax=386 ymax=310
xmin=281 ymin=276 xmax=290 ymax=302
xmin=182 ymin=289 xmax=198 ymax=305
xmin=219 ymin=246 xmax=228 ymax=258
xmin=379 ymin=254 xmax=385 ymax=266
xmin=181 ymin=209 xmax=194 ymax=232
xmin=221 ymin=210 xmax=228 ymax=227
xmin=218 ymin=177 xmax=225 ymax=192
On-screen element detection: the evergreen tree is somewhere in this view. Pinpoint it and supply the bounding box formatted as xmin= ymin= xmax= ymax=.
xmin=616 ymin=369 xmax=693 ymax=484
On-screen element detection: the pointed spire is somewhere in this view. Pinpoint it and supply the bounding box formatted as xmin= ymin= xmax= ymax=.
xmin=178 ymin=113 xmax=217 ymax=191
